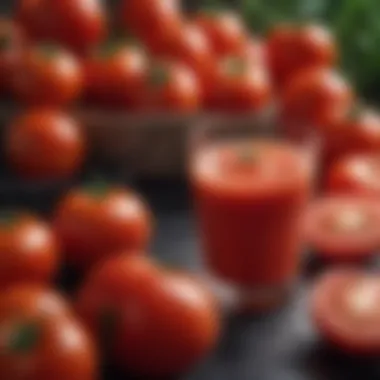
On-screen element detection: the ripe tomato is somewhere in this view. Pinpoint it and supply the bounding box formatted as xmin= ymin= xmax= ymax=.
xmin=121 ymin=0 xmax=182 ymax=53
xmin=6 ymin=110 xmax=85 ymax=181
xmin=311 ymin=269 xmax=380 ymax=355
xmin=305 ymin=197 xmax=380 ymax=262
xmin=138 ymin=61 xmax=201 ymax=111
xmin=84 ymin=42 xmax=147 ymax=108
xmin=268 ymin=24 xmax=336 ymax=89
xmin=0 ymin=286 xmax=97 ymax=380
xmin=281 ymin=68 xmax=354 ymax=133
xmin=11 ymin=44 xmax=83 ymax=107
xmin=0 ymin=212 xmax=59 ymax=289
xmin=194 ymin=11 xmax=248 ymax=57
xmin=77 ymin=256 xmax=220 ymax=376
xmin=148 ymin=23 xmax=216 ymax=86
xmin=53 ymin=185 xmax=152 ymax=270
xmin=0 ymin=18 xmax=24 ymax=95
xmin=321 ymin=109 xmax=380 ymax=171
xmin=16 ymin=0 xmax=106 ymax=53
xmin=326 ymin=154 xmax=380 ymax=196
xmin=206 ymin=56 xmax=272 ymax=112
xmin=242 ymin=37 xmax=267 ymax=67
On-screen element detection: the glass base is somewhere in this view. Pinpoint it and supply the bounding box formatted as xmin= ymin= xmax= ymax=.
xmin=201 ymin=273 xmax=295 ymax=314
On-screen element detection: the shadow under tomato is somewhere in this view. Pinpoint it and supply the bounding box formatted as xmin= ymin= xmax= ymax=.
xmin=303 ymin=251 xmax=377 ymax=279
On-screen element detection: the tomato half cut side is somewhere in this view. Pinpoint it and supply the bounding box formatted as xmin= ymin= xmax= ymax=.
xmin=311 ymin=268 xmax=380 ymax=355
xmin=304 ymin=197 xmax=380 ymax=262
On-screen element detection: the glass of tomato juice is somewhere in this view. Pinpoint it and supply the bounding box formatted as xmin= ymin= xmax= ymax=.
xmin=189 ymin=116 xmax=318 ymax=312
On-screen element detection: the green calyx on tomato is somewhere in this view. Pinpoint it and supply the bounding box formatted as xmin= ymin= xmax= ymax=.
xmin=223 ymin=57 xmax=247 ymax=77
xmin=236 ymin=145 xmax=260 ymax=165
xmin=197 ymin=6 xmax=224 ymax=17
xmin=37 ymin=43 xmax=62 ymax=59
xmin=148 ymin=65 xmax=169 ymax=88
xmin=96 ymin=38 xmax=129 ymax=59
xmin=82 ymin=179 xmax=110 ymax=200
xmin=8 ymin=320 xmax=41 ymax=354
xmin=0 ymin=210 xmax=20 ymax=228
xmin=346 ymin=103 xmax=365 ymax=123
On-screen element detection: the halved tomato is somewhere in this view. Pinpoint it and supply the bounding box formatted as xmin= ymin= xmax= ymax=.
xmin=311 ymin=268 xmax=380 ymax=355
xmin=305 ymin=197 xmax=380 ymax=262
xmin=326 ymin=154 xmax=380 ymax=196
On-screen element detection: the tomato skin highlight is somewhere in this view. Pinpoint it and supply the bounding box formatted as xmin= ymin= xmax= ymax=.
xmin=311 ymin=269 xmax=380 ymax=355
xmin=321 ymin=109 xmax=380 ymax=174
xmin=304 ymin=197 xmax=380 ymax=262
xmin=6 ymin=109 xmax=85 ymax=181
xmin=11 ymin=44 xmax=83 ymax=107
xmin=148 ymin=23 xmax=216 ymax=90
xmin=280 ymin=68 xmax=354 ymax=134
xmin=77 ymin=256 xmax=220 ymax=377
xmin=84 ymin=43 xmax=147 ymax=108
xmin=0 ymin=213 xmax=60 ymax=289
xmin=206 ymin=56 xmax=272 ymax=112
xmin=16 ymin=0 xmax=107 ymax=53
xmin=193 ymin=11 xmax=248 ymax=57
xmin=53 ymin=187 xmax=152 ymax=271
xmin=0 ymin=286 xmax=97 ymax=380
xmin=120 ymin=0 xmax=183 ymax=54
xmin=326 ymin=153 xmax=380 ymax=197
xmin=268 ymin=24 xmax=336 ymax=89
xmin=137 ymin=60 xmax=201 ymax=112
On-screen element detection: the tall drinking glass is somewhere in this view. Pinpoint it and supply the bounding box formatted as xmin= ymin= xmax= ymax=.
xmin=189 ymin=116 xmax=318 ymax=312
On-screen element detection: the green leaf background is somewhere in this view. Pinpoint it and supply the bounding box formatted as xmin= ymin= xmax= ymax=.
xmin=201 ymin=0 xmax=380 ymax=101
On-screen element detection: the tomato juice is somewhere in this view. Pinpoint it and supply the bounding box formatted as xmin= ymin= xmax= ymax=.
xmin=191 ymin=139 xmax=313 ymax=290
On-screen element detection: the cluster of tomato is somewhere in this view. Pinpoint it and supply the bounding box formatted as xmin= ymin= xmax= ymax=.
xmin=0 ymin=2 xmax=229 ymax=378
xmin=0 ymin=183 xmax=220 ymax=379
xmin=0 ymin=0 xmax=273 ymax=113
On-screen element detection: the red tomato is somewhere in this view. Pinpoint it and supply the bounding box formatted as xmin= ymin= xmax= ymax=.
xmin=77 ymin=255 xmax=220 ymax=376
xmin=321 ymin=109 xmax=380 ymax=171
xmin=11 ymin=44 xmax=83 ymax=107
xmin=242 ymin=37 xmax=267 ymax=67
xmin=0 ymin=212 xmax=59 ymax=289
xmin=194 ymin=11 xmax=248 ymax=56
xmin=53 ymin=186 xmax=152 ymax=270
xmin=268 ymin=24 xmax=336 ymax=89
xmin=0 ymin=18 xmax=24 ymax=95
xmin=326 ymin=154 xmax=380 ymax=197
xmin=16 ymin=0 xmax=106 ymax=53
xmin=206 ymin=56 xmax=272 ymax=112
xmin=0 ymin=286 xmax=97 ymax=380
xmin=138 ymin=61 xmax=201 ymax=111
xmin=281 ymin=68 xmax=354 ymax=133
xmin=305 ymin=197 xmax=380 ymax=262
xmin=311 ymin=269 xmax=380 ymax=355
xmin=148 ymin=23 xmax=216 ymax=86
xmin=84 ymin=42 xmax=147 ymax=108
xmin=120 ymin=0 xmax=182 ymax=53
xmin=6 ymin=110 xmax=85 ymax=181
